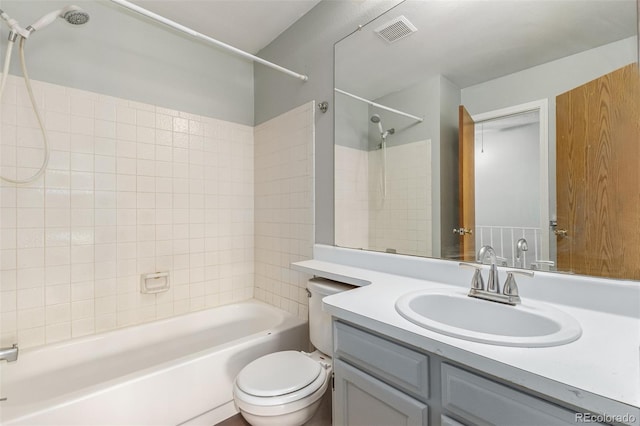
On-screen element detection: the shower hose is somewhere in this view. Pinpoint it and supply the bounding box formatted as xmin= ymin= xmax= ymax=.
xmin=0 ymin=36 xmax=50 ymax=184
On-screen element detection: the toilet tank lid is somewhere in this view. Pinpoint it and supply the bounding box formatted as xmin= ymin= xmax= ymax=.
xmin=236 ymin=351 xmax=321 ymax=397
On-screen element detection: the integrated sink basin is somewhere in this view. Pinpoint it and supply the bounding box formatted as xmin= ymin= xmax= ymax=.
xmin=395 ymin=289 xmax=582 ymax=347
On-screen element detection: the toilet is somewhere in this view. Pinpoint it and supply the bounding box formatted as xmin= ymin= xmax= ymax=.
xmin=232 ymin=278 xmax=353 ymax=426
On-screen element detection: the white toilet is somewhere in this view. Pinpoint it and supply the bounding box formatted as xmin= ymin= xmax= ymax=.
xmin=232 ymin=278 xmax=352 ymax=426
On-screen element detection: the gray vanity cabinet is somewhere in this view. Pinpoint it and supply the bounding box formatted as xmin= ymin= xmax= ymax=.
xmin=440 ymin=364 xmax=588 ymax=425
xmin=334 ymin=359 xmax=429 ymax=426
xmin=332 ymin=320 xmax=607 ymax=426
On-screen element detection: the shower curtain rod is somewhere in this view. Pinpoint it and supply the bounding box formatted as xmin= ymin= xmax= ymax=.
xmin=335 ymin=88 xmax=423 ymax=122
xmin=108 ymin=0 xmax=308 ymax=82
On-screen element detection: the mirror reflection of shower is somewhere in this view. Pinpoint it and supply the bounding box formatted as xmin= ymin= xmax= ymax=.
xmin=370 ymin=114 xmax=395 ymax=201
xmin=370 ymin=113 xmax=395 ymax=143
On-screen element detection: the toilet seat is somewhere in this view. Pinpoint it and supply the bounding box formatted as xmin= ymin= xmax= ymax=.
xmin=237 ymin=351 xmax=322 ymax=397
xmin=234 ymin=351 xmax=330 ymax=407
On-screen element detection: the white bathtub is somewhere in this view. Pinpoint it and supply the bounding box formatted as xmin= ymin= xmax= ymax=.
xmin=0 ymin=300 xmax=308 ymax=425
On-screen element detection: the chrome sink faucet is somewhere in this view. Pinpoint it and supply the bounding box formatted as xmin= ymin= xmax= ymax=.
xmin=516 ymin=238 xmax=528 ymax=268
xmin=477 ymin=245 xmax=500 ymax=293
xmin=459 ymin=245 xmax=535 ymax=305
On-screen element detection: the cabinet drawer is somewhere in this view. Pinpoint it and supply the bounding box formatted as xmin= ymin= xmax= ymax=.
xmin=334 ymin=321 xmax=429 ymax=398
xmin=441 ymin=364 xmax=595 ymax=426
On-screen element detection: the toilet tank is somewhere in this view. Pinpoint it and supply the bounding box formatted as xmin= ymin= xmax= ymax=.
xmin=307 ymin=278 xmax=354 ymax=356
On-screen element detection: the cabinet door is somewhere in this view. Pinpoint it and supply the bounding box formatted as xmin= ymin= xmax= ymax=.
xmin=334 ymin=359 xmax=429 ymax=426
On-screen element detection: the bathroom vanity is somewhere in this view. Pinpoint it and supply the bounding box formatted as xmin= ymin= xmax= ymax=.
xmin=333 ymin=320 xmax=593 ymax=425
xmin=293 ymin=245 xmax=640 ymax=426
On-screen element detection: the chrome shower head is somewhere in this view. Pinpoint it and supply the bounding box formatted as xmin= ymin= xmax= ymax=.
xmin=27 ymin=5 xmax=89 ymax=33
xmin=370 ymin=114 xmax=384 ymax=134
xmin=63 ymin=6 xmax=90 ymax=25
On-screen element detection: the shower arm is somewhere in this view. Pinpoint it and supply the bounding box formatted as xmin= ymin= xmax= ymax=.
xmin=108 ymin=0 xmax=309 ymax=82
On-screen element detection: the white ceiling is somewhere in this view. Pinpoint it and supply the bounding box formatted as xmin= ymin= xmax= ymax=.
xmin=336 ymin=0 xmax=637 ymax=100
xmin=130 ymin=0 xmax=322 ymax=54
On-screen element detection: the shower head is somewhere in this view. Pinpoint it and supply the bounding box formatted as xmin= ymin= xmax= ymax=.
xmin=27 ymin=5 xmax=89 ymax=34
xmin=370 ymin=114 xmax=395 ymax=139
xmin=62 ymin=6 xmax=90 ymax=25
xmin=370 ymin=114 xmax=384 ymax=134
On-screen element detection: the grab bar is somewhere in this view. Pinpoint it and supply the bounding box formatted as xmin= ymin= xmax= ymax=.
xmin=0 ymin=344 xmax=18 ymax=362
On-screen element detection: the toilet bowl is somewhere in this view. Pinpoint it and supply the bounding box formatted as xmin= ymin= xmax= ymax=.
xmin=233 ymin=350 xmax=331 ymax=426
xmin=232 ymin=278 xmax=353 ymax=426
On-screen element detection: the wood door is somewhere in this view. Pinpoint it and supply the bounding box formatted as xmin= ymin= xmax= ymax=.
xmin=458 ymin=105 xmax=476 ymax=261
xmin=556 ymin=63 xmax=640 ymax=279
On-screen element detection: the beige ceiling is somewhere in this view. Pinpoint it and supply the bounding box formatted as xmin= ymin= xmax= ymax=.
xmin=130 ymin=0 xmax=323 ymax=54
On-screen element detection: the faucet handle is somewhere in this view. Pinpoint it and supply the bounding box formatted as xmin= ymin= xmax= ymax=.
xmin=458 ymin=262 xmax=484 ymax=291
xmin=486 ymin=264 xmax=500 ymax=293
xmin=503 ymin=269 xmax=534 ymax=297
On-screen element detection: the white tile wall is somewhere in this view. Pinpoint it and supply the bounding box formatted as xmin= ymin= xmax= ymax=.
xmin=369 ymin=140 xmax=432 ymax=257
xmin=334 ymin=141 xmax=432 ymax=257
xmin=335 ymin=144 xmax=369 ymax=249
xmin=254 ymin=102 xmax=315 ymax=320
xmin=0 ymin=75 xmax=254 ymax=348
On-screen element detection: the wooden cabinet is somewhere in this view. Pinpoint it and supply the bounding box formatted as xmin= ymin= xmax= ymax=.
xmin=332 ymin=321 xmax=607 ymax=426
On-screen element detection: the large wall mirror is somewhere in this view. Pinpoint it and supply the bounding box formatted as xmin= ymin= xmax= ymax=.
xmin=334 ymin=0 xmax=639 ymax=280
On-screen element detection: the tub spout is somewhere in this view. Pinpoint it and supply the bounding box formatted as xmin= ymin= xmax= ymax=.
xmin=0 ymin=344 xmax=18 ymax=362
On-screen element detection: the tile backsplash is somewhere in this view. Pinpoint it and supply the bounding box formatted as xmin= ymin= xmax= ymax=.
xmin=1 ymin=75 xmax=255 ymax=348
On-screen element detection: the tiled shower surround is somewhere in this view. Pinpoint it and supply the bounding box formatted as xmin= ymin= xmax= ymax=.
xmin=0 ymin=75 xmax=314 ymax=348
xmin=254 ymin=103 xmax=315 ymax=320
xmin=335 ymin=141 xmax=432 ymax=258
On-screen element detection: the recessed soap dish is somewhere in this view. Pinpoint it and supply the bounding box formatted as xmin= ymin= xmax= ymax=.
xmin=140 ymin=272 xmax=170 ymax=294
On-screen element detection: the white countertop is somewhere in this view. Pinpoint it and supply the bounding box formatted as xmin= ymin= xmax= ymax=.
xmin=293 ymin=255 xmax=640 ymax=423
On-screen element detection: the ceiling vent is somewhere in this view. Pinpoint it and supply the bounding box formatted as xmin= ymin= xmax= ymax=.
xmin=374 ymin=15 xmax=417 ymax=44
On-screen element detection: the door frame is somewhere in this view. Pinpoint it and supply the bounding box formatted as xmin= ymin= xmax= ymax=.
xmin=471 ymin=99 xmax=550 ymax=263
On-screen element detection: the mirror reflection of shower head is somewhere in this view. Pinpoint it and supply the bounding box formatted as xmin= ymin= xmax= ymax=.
xmin=370 ymin=114 xmax=384 ymax=134
xmin=26 ymin=5 xmax=89 ymax=34
xmin=371 ymin=114 xmax=395 ymax=139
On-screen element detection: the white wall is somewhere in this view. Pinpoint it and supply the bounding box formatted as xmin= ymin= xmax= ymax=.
xmin=474 ymin=123 xmax=539 ymax=227
xmin=474 ymin=120 xmax=540 ymax=268
xmin=0 ymin=76 xmax=255 ymax=348
xmin=461 ymin=37 xmax=637 ymax=115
